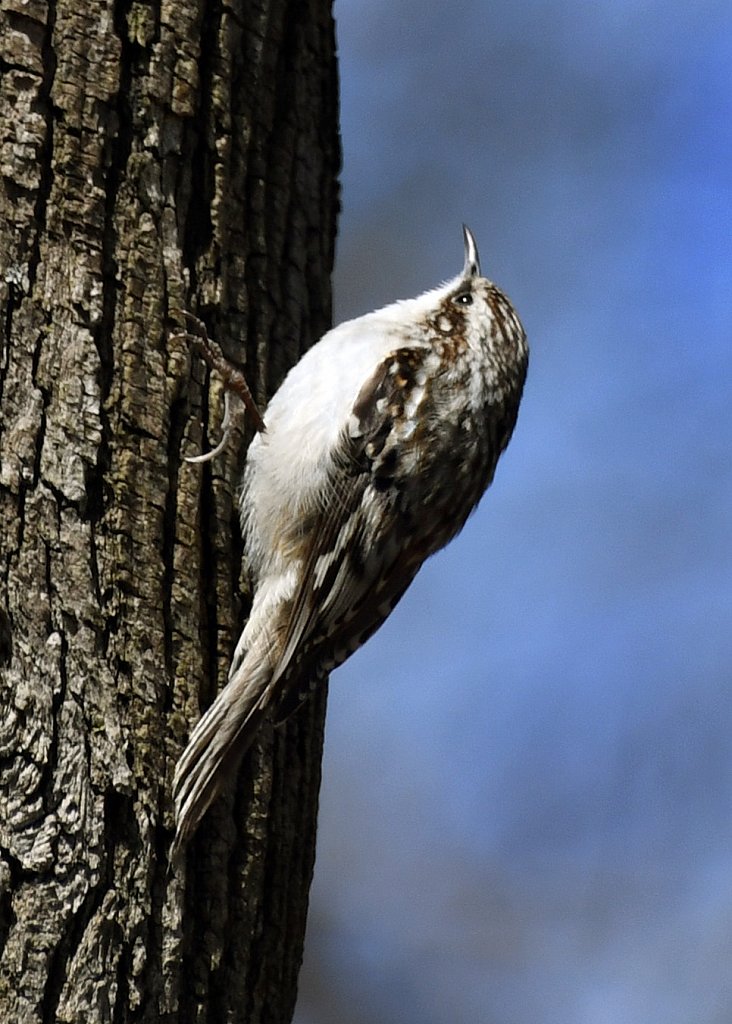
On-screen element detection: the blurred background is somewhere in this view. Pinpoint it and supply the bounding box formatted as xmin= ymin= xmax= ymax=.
xmin=294 ymin=2 xmax=732 ymax=1022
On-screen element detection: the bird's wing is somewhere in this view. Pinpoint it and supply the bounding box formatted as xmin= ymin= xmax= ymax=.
xmin=269 ymin=345 xmax=429 ymax=695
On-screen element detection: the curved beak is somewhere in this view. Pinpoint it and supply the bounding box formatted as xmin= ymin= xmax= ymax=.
xmin=462 ymin=224 xmax=481 ymax=279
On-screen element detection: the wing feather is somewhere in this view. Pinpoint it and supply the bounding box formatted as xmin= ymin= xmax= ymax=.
xmin=269 ymin=346 xmax=428 ymax=692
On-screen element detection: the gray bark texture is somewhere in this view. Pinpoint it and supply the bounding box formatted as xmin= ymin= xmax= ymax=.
xmin=0 ymin=0 xmax=340 ymax=1021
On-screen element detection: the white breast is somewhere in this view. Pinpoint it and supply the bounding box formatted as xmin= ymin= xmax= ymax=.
xmin=241 ymin=279 xmax=461 ymax=573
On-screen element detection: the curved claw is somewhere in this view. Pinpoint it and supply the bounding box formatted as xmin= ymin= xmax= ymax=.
xmin=184 ymin=392 xmax=233 ymax=464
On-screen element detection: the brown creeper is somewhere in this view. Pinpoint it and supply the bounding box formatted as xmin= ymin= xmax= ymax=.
xmin=172 ymin=226 xmax=528 ymax=858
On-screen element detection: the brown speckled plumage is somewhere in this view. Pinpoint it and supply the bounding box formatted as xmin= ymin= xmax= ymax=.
xmin=172 ymin=226 xmax=528 ymax=859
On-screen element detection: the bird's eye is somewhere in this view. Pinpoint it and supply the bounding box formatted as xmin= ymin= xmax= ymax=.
xmin=453 ymin=289 xmax=473 ymax=307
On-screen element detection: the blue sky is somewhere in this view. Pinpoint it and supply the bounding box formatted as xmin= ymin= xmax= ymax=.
xmin=295 ymin=3 xmax=732 ymax=1021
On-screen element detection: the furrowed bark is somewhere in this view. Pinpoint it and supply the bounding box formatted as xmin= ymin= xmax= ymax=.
xmin=0 ymin=1 xmax=340 ymax=1020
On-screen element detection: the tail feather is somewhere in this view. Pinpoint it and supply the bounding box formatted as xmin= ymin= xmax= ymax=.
xmin=171 ymin=651 xmax=277 ymax=863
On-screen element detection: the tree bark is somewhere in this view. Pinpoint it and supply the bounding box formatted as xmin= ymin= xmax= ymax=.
xmin=0 ymin=0 xmax=340 ymax=1021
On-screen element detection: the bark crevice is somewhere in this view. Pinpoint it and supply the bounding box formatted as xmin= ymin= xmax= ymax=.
xmin=0 ymin=2 xmax=339 ymax=1020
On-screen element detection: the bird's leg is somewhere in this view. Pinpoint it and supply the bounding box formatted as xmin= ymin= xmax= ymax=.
xmin=172 ymin=310 xmax=266 ymax=432
xmin=170 ymin=310 xmax=266 ymax=464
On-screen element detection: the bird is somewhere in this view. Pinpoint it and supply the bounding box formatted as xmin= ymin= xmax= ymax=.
xmin=171 ymin=226 xmax=528 ymax=859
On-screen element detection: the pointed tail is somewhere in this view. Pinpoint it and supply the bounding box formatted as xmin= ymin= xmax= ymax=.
xmin=171 ymin=648 xmax=278 ymax=864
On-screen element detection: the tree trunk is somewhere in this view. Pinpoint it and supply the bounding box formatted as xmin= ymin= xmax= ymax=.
xmin=0 ymin=0 xmax=340 ymax=1021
